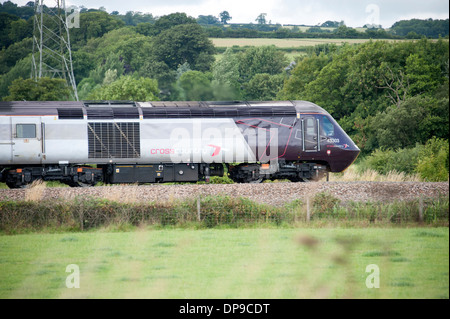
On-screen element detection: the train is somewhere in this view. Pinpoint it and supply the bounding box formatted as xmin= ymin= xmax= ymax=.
xmin=0 ymin=100 xmax=360 ymax=188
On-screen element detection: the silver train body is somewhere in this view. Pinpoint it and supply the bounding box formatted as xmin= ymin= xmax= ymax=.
xmin=0 ymin=100 xmax=360 ymax=187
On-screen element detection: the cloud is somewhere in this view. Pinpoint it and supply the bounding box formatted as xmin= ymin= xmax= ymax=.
xmin=9 ymin=0 xmax=450 ymax=27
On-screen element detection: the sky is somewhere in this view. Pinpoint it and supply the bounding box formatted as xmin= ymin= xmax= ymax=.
xmin=8 ymin=0 xmax=450 ymax=28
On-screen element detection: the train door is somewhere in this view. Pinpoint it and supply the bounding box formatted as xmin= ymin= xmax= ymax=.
xmin=0 ymin=117 xmax=12 ymax=164
xmin=11 ymin=117 xmax=43 ymax=164
xmin=302 ymin=116 xmax=320 ymax=152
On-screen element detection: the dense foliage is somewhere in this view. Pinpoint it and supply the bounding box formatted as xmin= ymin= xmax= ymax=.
xmin=4 ymin=77 xmax=71 ymax=101
xmin=391 ymin=19 xmax=450 ymax=38
xmin=280 ymin=39 xmax=449 ymax=180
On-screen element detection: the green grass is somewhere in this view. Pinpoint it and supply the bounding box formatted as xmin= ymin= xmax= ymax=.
xmin=210 ymin=38 xmax=377 ymax=48
xmin=0 ymin=228 xmax=448 ymax=299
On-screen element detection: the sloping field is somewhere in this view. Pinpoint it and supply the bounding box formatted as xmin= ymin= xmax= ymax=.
xmin=211 ymin=37 xmax=390 ymax=48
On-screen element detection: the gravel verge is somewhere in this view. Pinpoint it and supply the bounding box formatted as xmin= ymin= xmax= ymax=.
xmin=1 ymin=182 xmax=448 ymax=207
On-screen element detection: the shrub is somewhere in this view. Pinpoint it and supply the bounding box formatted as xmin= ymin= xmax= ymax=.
xmin=415 ymin=137 xmax=449 ymax=182
xmin=312 ymin=192 xmax=341 ymax=216
xmin=359 ymin=145 xmax=425 ymax=175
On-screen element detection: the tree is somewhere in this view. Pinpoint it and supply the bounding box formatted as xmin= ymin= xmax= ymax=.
xmin=151 ymin=23 xmax=215 ymax=71
xmin=238 ymin=46 xmax=288 ymax=81
xmin=80 ymin=27 xmax=137 ymax=62
xmin=211 ymin=48 xmax=241 ymax=100
xmin=115 ymin=35 xmax=153 ymax=73
xmin=371 ymin=96 xmax=449 ymax=150
xmin=390 ymin=18 xmax=449 ymax=38
xmin=88 ymin=75 xmax=159 ymax=101
xmin=117 ymin=11 xmax=155 ymax=26
xmin=4 ymin=77 xmax=71 ymax=101
xmin=219 ymin=11 xmax=232 ymax=24
xmin=279 ymin=53 xmax=330 ymax=100
xmin=0 ymin=37 xmax=32 ymax=75
xmin=0 ymin=12 xmax=19 ymax=49
xmin=333 ymin=25 xmax=361 ymax=38
xmin=70 ymin=11 xmax=125 ymax=46
xmin=416 ymin=137 xmax=449 ymax=181
xmin=84 ymin=52 xmax=125 ymax=87
xmin=244 ymin=73 xmax=284 ymax=101
xmin=8 ymin=18 xmax=32 ymax=43
xmin=138 ymin=58 xmax=176 ymax=99
xmin=0 ymin=55 xmax=31 ymax=98
xmin=405 ymin=53 xmax=441 ymax=96
xmin=176 ymin=71 xmax=213 ymax=101
xmin=321 ymin=21 xmax=341 ymax=28
xmin=197 ymin=15 xmax=219 ymax=25
xmin=149 ymin=12 xmax=197 ymax=36
xmin=256 ymin=13 xmax=267 ymax=25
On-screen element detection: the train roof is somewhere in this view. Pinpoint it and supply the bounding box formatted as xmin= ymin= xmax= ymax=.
xmin=0 ymin=100 xmax=329 ymax=118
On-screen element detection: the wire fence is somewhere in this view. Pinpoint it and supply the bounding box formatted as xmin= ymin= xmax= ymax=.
xmin=0 ymin=193 xmax=448 ymax=234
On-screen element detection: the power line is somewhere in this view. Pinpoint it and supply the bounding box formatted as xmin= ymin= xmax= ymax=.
xmin=31 ymin=0 xmax=78 ymax=100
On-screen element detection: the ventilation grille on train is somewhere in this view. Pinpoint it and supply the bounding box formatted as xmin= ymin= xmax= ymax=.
xmin=57 ymin=108 xmax=84 ymax=119
xmin=87 ymin=122 xmax=140 ymax=159
xmin=142 ymin=107 xmax=296 ymax=119
xmin=86 ymin=107 xmax=139 ymax=119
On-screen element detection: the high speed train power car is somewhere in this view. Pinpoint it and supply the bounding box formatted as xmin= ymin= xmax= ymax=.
xmin=0 ymin=100 xmax=360 ymax=188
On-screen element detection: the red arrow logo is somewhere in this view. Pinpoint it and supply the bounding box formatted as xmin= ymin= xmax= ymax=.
xmin=208 ymin=144 xmax=221 ymax=157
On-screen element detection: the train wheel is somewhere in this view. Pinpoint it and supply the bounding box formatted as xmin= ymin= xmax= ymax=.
xmin=6 ymin=182 xmax=28 ymax=189
xmin=248 ymin=177 xmax=265 ymax=183
xmin=6 ymin=178 xmax=43 ymax=189
xmin=67 ymin=181 xmax=97 ymax=187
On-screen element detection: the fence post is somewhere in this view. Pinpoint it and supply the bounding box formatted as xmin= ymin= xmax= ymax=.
xmin=197 ymin=196 xmax=201 ymax=222
xmin=306 ymin=197 xmax=311 ymax=222
xmin=79 ymin=204 xmax=84 ymax=231
xmin=293 ymin=206 xmax=297 ymax=223
xmin=419 ymin=196 xmax=424 ymax=223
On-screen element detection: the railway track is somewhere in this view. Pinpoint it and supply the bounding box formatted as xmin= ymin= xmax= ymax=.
xmin=1 ymin=182 xmax=448 ymax=207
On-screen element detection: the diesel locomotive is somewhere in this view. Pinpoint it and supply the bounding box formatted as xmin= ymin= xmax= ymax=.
xmin=0 ymin=100 xmax=360 ymax=188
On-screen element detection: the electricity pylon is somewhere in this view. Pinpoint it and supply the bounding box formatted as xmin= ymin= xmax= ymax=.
xmin=31 ymin=0 xmax=78 ymax=100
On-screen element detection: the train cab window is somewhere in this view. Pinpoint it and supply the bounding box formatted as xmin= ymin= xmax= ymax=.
xmin=322 ymin=116 xmax=334 ymax=136
xmin=16 ymin=124 xmax=36 ymax=138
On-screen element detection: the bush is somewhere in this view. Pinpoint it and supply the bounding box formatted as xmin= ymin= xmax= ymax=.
xmin=357 ymin=137 xmax=449 ymax=182
xmin=312 ymin=192 xmax=341 ymax=216
xmin=415 ymin=137 xmax=449 ymax=182
xmin=359 ymin=145 xmax=424 ymax=175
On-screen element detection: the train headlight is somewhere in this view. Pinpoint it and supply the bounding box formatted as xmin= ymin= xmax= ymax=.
xmin=327 ymin=150 xmax=331 ymax=156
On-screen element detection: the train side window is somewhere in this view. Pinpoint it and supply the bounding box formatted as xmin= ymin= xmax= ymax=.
xmin=306 ymin=118 xmax=315 ymax=135
xmin=322 ymin=116 xmax=334 ymax=136
xmin=16 ymin=124 xmax=36 ymax=138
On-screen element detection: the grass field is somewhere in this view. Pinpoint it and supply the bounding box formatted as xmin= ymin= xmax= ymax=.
xmin=0 ymin=227 xmax=448 ymax=299
xmin=210 ymin=37 xmax=392 ymax=48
